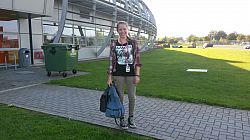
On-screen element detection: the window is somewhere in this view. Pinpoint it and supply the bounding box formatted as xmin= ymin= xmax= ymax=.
xmin=0 ymin=20 xmax=18 ymax=33
xmin=0 ymin=20 xmax=18 ymax=48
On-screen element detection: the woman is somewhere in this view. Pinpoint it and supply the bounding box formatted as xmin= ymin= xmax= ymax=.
xmin=107 ymin=21 xmax=142 ymax=129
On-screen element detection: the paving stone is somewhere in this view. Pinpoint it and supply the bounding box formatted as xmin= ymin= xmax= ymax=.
xmin=243 ymin=132 xmax=250 ymax=137
xmin=184 ymin=137 xmax=195 ymax=140
xmin=174 ymin=128 xmax=187 ymax=134
xmin=199 ymin=123 xmax=206 ymax=129
xmin=173 ymin=118 xmax=181 ymax=124
xmin=242 ymin=117 xmax=248 ymax=122
xmin=154 ymin=117 xmax=161 ymax=122
xmin=243 ymin=125 xmax=250 ymax=132
xmin=161 ymin=123 xmax=170 ymax=129
xmin=202 ymin=134 xmax=218 ymax=140
xmin=188 ymin=128 xmax=196 ymax=135
xmin=178 ymin=121 xmax=186 ymax=127
xmin=166 ymin=127 xmax=174 ymax=134
xmin=155 ymin=130 xmax=168 ymax=136
xmin=179 ymin=132 xmax=193 ymax=139
xmin=183 ymin=125 xmax=191 ymax=131
xmin=170 ymin=131 xmax=179 ymax=138
xmin=235 ymin=122 xmax=243 ymax=129
xmin=208 ymin=118 xmax=215 ymax=123
xmin=219 ymin=134 xmax=227 ymax=140
xmin=235 ymin=131 xmax=244 ymax=138
xmin=204 ymin=126 xmax=212 ymax=133
xmin=144 ymin=125 xmax=153 ymax=132
xmin=201 ymin=137 xmax=210 ymax=140
xmin=196 ymin=129 xmax=210 ymax=136
xmin=194 ymin=132 xmax=203 ymax=139
xmin=176 ymin=135 xmax=186 ymax=140
xmin=221 ymin=131 xmax=235 ymax=137
xmin=227 ymin=127 xmax=235 ymax=134
xmin=211 ymin=129 xmax=220 ymax=137
xmin=228 ymin=119 xmax=235 ymax=124
xmin=221 ymin=124 xmax=228 ymax=130
xmin=194 ymin=120 xmax=201 ymax=125
xmin=243 ymin=136 xmax=250 ymax=140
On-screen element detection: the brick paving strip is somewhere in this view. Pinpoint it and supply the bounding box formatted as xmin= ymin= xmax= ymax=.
xmin=0 ymin=84 xmax=250 ymax=140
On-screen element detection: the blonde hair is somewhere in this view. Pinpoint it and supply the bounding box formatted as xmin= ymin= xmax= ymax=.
xmin=116 ymin=21 xmax=128 ymax=32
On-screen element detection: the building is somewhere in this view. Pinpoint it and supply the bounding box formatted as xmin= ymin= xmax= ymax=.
xmin=0 ymin=0 xmax=157 ymax=66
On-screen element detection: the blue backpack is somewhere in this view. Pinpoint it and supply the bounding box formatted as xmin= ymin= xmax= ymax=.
xmin=105 ymin=85 xmax=125 ymax=119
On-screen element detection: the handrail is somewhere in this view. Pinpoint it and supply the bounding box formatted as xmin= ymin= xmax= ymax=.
xmin=0 ymin=53 xmax=17 ymax=70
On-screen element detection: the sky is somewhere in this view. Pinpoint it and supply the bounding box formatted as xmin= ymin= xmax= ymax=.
xmin=143 ymin=0 xmax=250 ymax=38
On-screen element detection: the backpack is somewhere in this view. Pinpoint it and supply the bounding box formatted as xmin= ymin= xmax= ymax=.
xmin=100 ymin=86 xmax=109 ymax=112
xmin=105 ymin=85 xmax=125 ymax=119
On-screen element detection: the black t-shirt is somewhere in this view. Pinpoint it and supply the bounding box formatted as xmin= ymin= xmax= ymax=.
xmin=112 ymin=40 xmax=135 ymax=76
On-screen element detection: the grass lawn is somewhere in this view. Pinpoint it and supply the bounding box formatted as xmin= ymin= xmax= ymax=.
xmin=49 ymin=48 xmax=250 ymax=110
xmin=0 ymin=104 xmax=152 ymax=140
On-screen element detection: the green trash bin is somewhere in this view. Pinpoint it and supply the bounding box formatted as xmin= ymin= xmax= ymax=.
xmin=41 ymin=43 xmax=79 ymax=77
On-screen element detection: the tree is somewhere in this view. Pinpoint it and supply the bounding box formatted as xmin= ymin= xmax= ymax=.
xmin=187 ymin=34 xmax=198 ymax=43
xmin=219 ymin=37 xmax=227 ymax=44
xmin=198 ymin=37 xmax=203 ymax=41
xmin=169 ymin=37 xmax=178 ymax=44
xmin=227 ymin=32 xmax=238 ymax=40
xmin=237 ymin=34 xmax=246 ymax=42
xmin=208 ymin=30 xmax=217 ymax=41
xmin=245 ymin=35 xmax=250 ymax=42
xmin=204 ymin=36 xmax=210 ymax=41
xmin=162 ymin=36 xmax=168 ymax=43
xmin=217 ymin=30 xmax=227 ymax=39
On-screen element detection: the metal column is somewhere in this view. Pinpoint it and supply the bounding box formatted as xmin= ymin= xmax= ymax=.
xmin=53 ymin=0 xmax=68 ymax=43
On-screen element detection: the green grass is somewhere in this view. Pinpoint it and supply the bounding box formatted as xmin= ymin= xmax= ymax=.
xmin=0 ymin=104 xmax=152 ymax=140
xmin=49 ymin=48 xmax=250 ymax=110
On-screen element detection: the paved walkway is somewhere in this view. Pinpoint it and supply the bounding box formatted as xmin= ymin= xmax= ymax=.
xmin=0 ymin=83 xmax=250 ymax=140
xmin=1 ymin=66 xmax=250 ymax=139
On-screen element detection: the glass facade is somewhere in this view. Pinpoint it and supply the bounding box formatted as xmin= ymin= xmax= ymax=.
xmin=0 ymin=20 xmax=19 ymax=64
xmin=42 ymin=21 xmax=99 ymax=47
xmin=40 ymin=1 xmax=155 ymax=60
xmin=61 ymin=24 xmax=73 ymax=44
xmin=43 ymin=22 xmax=58 ymax=43
xmin=41 ymin=1 xmax=150 ymax=50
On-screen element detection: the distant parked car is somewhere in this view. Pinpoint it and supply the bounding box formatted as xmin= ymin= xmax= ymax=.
xmin=154 ymin=45 xmax=163 ymax=49
xmin=187 ymin=45 xmax=195 ymax=48
xmin=241 ymin=42 xmax=250 ymax=46
xmin=172 ymin=45 xmax=179 ymax=48
xmin=172 ymin=45 xmax=182 ymax=48
xmin=244 ymin=45 xmax=250 ymax=49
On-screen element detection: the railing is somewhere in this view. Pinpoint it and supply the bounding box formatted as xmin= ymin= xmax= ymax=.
xmin=0 ymin=53 xmax=17 ymax=70
xmin=0 ymin=48 xmax=18 ymax=70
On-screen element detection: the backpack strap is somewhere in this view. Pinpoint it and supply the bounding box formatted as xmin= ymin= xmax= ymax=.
xmin=115 ymin=118 xmax=119 ymax=126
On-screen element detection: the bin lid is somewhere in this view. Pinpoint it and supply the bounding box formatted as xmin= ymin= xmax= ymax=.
xmin=41 ymin=43 xmax=73 ymax=50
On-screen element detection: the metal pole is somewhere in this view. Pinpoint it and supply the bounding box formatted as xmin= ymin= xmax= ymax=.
xmin=53 ymin=0 xmax=68 ymax=43
xmin=28 ymin=13 xmax=34 ymax=65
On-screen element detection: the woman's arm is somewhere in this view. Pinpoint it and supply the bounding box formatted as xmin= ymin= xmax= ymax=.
xmin=133 ymin=40 xmax=142 ymax=85
xmin=107 ymin=41 xmax=115 ymax=86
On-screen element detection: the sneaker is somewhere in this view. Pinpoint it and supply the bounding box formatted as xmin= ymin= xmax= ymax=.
xmin=120 ymin=118 xmax=128 ymax=130
xmin=128 ymin=116 xmax=136 ymax=128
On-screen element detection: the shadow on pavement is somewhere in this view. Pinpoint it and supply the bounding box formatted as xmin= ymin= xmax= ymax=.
xmin=0 ymin=66 xmax=87 ymax=91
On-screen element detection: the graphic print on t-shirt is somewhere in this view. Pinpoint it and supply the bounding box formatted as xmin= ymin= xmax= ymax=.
xmin=116 ymin=44 xmax=133 ymax=65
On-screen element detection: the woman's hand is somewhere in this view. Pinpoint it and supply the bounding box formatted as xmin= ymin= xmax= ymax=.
xmin=134 ymin=66 xmax=141 ymax=85
xmin=107 ymin=75 xmax=112 ymax=86
xmin=134 ymin=76 xmax=140 ymax=85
